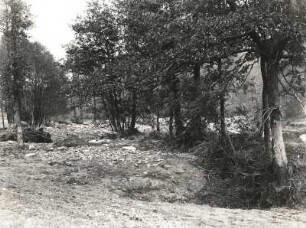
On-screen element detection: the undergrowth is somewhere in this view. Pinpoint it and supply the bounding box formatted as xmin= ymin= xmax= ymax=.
xmin=192 ymin=134 xmax=301 ymax=209
xmin=137 ymin=129 xmax=305 ymax=209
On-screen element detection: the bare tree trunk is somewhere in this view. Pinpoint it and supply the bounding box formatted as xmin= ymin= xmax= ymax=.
xmin=169 ymin=108 xmax=173 ymax=136
xmin=93 ymin=96 xmax=97 ymax=123
xmin=79 ymin=105 xmax=84 ymax=121
xmin=220 ymin=91 xmax=226 ymax=139
xmin=190 ymin=63 xmax=202 ymax=139
xmin=261 ymin=57 xmax=272 ymax=163
xmin=267 ymin=59 xmax=288 ymax=185
xmin=14 ymin=87 xmax=23 ymax=147
xmin=171 ymin=76 xmax=183 ymax=138
xmin=156 ymin=109 xmax=160 ymax=132
xmin=217 ymin=59 xmax=227 ymax=145
xmin=6 ymin=100 xmax=14 ymax=125
xmin=1 ymin=101 xmax=5 ymax=128
xmin=129 ymin=91 xmax=137 ymax=130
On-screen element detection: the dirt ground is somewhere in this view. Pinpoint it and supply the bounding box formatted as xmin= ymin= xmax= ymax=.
xmin=0 ymin=123 xmax=306 ymax=227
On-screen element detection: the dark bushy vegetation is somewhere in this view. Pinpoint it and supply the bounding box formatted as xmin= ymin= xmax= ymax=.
xmin=192 ymin=133 xmax=301 ymax=209
xmin=0 ymin=128 xmax=52 ymax=143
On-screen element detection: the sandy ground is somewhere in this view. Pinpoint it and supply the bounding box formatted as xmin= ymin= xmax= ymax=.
xmin=0 ymin=123 xmax=306 ymax=227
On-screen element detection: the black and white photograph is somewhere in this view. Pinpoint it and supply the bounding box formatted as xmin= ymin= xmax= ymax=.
xmin=0 ymin=0 xmax=306 ymax=227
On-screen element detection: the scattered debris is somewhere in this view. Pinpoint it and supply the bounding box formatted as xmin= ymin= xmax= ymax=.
xmin=0 ymin=122 xmax=305 ymax=227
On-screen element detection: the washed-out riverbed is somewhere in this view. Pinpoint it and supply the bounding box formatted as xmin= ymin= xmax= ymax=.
xmin=0 ymin=122 xmax=306 ymax=227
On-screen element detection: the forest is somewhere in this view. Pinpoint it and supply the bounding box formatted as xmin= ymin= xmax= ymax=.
xmin=0 ymin=0 xmax=306 ymax=227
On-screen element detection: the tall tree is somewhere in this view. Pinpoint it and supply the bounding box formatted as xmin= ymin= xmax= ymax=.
xmin=209 ymin=0 xmax=306 ymax=184
xmin=0 ymin=0 xmax=32 ymax=147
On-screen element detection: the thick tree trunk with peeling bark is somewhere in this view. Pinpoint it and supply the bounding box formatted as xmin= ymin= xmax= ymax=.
xmin=255 ymin=35 xmax=290 ymax=185
xmin=266 ymin=58 xmax=288 ymax=185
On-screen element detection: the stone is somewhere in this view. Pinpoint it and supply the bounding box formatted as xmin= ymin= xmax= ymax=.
xmin=122 ymin=146 xmax=137 ymax=152
xmin=28 ymin=144 xmax=36 ymax=150
xmin=174 ymin=169 xmax=185 ymax=174
xmin=58 ymin=146 xmax=67 ymax=151
xmin=89 ymin=139 xmax=111 ymax=144
xmin=300 ymin=134 xmax=306 ymax=142
xmin=25 ymin=153 xmax=37 ymax=158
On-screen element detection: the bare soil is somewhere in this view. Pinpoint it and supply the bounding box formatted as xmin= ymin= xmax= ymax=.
xmin=0 ymin=123 xmax=306 ymax=227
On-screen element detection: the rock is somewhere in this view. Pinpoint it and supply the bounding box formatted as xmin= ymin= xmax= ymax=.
xmin=300 ymin=134 xmax=306 ymax=142
xmin=58 ymin=146 xmax=67 ymax=151
xmin=28 ymin=144 xmax=36 ymax=150
xmin=122 ymin=146 xmax=137 ymax=152
xmin=174 ymin=169 xmax=185 ymax=174
xmin=89 ymin=139 xmax=111 ymax=144
xmin=160 ymin=164 xmax=172 ymax=169
xmin=46 ymin=147 xmax=54 ymax=151
xmin=25 ymin=153 xmax=37 ymax=158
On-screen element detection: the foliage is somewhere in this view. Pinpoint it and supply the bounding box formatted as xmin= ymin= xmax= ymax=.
xmin=22 ymin=42 xmax=68 ymax=126
xmin=0 ymin=1 xmax=68 ymax=128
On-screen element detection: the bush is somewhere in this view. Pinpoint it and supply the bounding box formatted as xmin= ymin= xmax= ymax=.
xmin=193 ymin=133 xmax=298 ymax=208
xmin=0 ymin=128 xmax=52 ymax=143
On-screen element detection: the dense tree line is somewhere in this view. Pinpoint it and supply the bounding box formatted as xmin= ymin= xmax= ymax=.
xmin=0 ymin=0 xmax=67 ymax=146
xmin=66 ymin=0 xmax=306 ymax=186
xmin=0 ymin=0 xmax=306 ymax=188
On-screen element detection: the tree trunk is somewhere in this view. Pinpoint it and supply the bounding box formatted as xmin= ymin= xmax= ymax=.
xmin=220 ymin=91 xmax=226 ymax=139
xmin=260 ymin=57 xmax=272 ymax=163
xmin=93 ymin=96 xmax=97 ymax=123
xmin=190 ymin=63 xmax=202 ymax=139
xmin=129 ymin=91 xmax=137 ymax=130
xmin=6 ymin=100 xmax=14 ymax=124
xmin=218 ymin=59 xmax=226 ymax=143
xmin=156 ymin=109 xmax=160 ymax=132
xmin=266 ymin=59 xmax=288 ymax=185
xmin=169 ymin=107 xmax=173 ymax=136
xmin=79 ymin=105 xmax=84 ymax=121
xmin=1 ymin=101 xmax=5 ymax=128
xmin=171 ymin=76 xmax=183 ymax=137
xmin=13 ymin=87 xmax=23 ymax=148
